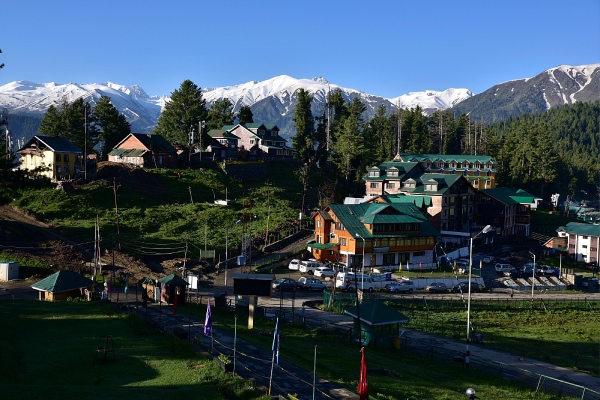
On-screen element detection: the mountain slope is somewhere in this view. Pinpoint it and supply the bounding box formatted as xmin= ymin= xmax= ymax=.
xmin=451 ymin=64 xmax=600 ymax=123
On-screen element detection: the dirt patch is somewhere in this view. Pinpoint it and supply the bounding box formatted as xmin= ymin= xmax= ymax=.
xmin=94 ymin=162 xmax=171 ymax=200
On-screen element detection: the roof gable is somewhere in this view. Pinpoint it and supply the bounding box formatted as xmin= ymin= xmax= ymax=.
xmin=19 ymin=135 xmax=82 ymax=154
xmin=31 ymin=270 xmax=93 ymax=293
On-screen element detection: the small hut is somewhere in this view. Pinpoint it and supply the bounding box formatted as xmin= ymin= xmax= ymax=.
xmin=32 ymin=270 xmax=93 ymax=301
xmin=157 ymin=274 xmax=189 ymax=305
xmin=344 ymin=300 xmax=409 ymax=347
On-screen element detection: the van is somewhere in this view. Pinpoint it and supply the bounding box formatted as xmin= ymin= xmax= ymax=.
xmin=299 ymin=260 xmax=322 ymax=274
xmin=494 ymin=263 xmax=513 ymax=274
xmin=335 ymin=272 xmax=375 ymax=292
xmin=453 ymin=260 xmax=470 ymax=274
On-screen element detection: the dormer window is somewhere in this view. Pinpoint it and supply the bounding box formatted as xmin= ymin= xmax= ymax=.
xmin=386 ymin=167 xmax=399 ymax=177
xmin=368 ymin=168 xmax=380 ymax=177
xmin=424 ymin=179 xmax=438 ymax=191
xmin=403 ymin=179 xmax=416 ymax=189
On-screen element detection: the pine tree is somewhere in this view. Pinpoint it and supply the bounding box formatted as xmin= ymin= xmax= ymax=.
xmin=291 ymin=88 xmax=315 ymax=164
xmin=92 ymin=96 xmax=131 ymax=159
xmin=154 ymin=80 xmax=208 ymax=147
xmin=207 ymin=98 xmax=235 ymax=131
xmin=237 ymin=105 xmax=254 ymax=125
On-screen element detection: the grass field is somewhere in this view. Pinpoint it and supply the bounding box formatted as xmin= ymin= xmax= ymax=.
xmin=0 ymin=300 xmax=267 ymax=400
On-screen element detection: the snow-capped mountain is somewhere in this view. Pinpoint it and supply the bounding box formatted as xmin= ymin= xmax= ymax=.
xmin=0 ymin=80 xmax=167 ymax=133
xmin=451 ymin=63 xmax=600 ymax=123
xmin=0 ymin=75 xmax=471 ymax=140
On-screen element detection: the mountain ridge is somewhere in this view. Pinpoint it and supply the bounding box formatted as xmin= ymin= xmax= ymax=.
xmin=1 ymin=63 xmax=598 ymax=141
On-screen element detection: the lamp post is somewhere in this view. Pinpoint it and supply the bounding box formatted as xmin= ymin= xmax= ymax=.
xmin=529 ymin=251 xmax=536 ymax=303
xmin=224 ymin=220 xmax=242 ymax=295
xmin=355 ymin=233 xmax=365 ymax=291
xmin=466 ymin=224 xmax=493 ymax=368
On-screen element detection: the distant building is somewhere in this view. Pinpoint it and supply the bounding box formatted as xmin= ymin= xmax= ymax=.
xmin=395 ymin=153 xmax=497 ymax=189
xmin=556 ymin=222 xmax=600 ymax=264
xmin=478 ymin=188 xmax=537 ymax=237
xmin=17 ymin=135 xmax=82 ymax=181
xmin=222 ymin=123 xmax=294 ymax=160
xmin=108 ymin=133 xmax=177 ymax=167
xmin=206 ymin=129 xmax=239 ymax=160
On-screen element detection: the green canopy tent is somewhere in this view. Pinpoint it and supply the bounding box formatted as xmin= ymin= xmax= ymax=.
xmin=344 ymin=300 xmax=409 ymax=348
xmin=157 ymin=274 xmax=189 ymax=305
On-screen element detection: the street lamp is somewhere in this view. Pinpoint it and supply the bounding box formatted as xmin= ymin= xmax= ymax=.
xmin=529 ymin=251 xmax=536 ymax=303
xmin=466 ymin=224 xmax=493 ymax=368
xmin=224 ymin=220 xmax=242 ymax=294
xmin=355 ymin=233 xmax=365 ymax=291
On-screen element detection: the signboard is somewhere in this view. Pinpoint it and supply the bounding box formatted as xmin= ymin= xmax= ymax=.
xmin=373 ymin=247 xmax=389 ymax=253
xmin=232 ymin=273 xmax=275 ymax=297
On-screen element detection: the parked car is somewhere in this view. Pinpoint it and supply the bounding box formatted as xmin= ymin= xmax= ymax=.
xmin=385 ymin=280 xmax=414 ymax=294
xmin=272 ymin=278 xmax=298 ymax=291
xmin=452 ymin=281 xmax=481 ymax=293
xmin=425 ymin=282 xmax=447 ymax=293
xmin=495 ymin=263 xmax=513 ymax=274
xmin=288 ymin=259 xmax=300 ymax=270
xmin=581 ymin=277 xmax=599 ymax=288
xmin=314 ymin=266 xmax=336 ymax=278
xmin=298 ymin=276 xmax=327 ymax=291
xmin=299 ymin=260 xmax=322 ymax=275
xmin=482 ymin=255 xmax=494 ymax=264
xmin=538 ymin=265 xmax=557 ymax=276
xmin=504 ymin=269 xmax=522 ymax=279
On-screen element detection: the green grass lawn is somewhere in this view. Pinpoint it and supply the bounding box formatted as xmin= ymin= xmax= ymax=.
xmin=0 ymin=300 xmax=267 ymax=400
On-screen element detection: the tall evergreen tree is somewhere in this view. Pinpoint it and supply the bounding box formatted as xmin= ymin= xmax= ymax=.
xmin=154 ymin=80 xmax=208 ymax=147
xmin=291 ymin=88 xmax=315 ymax=164
xmin=237 ymin=105 xmax=254 ymax=125
xmin=207 ymin=98 xmax=235 ymax=131
xmin=39 ymin=97 xmax=97 ymax=153
xmin=92 ymin=96 xmax=131 ymax=160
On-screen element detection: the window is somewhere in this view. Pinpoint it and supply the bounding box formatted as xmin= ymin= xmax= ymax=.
xmin=582 ymin=236 xmax=588 ymax=239
xmin=328 ymin=250 xmax=334 ymax=255
xmin=382 ymin=253 xmax=394 ymax=264
xmin=463 ymin=170 xmax=468 ymax=176
xmin=582 ymin=245 xmax=588 ymax=249
xmin=317 ymin=220 xmax=321 ymax=228
xmin=64 ymin=154 xmax=69 ymax=162
xmin=385 ymin=183 xmax=395 ymax=189
xmin=485 ymin=180 xmax=492 ymax=186
xmin=250 ymin=139 xmax=255 ymax=145
xmin=424 ymin=183 xmax=437 ymax=191
xmin=340 ymin=238 xmax=347 ymax=246
xmin=387 ymin=169 xmax=398 ymax=177
xmin=473 ymin=180 xmax=479 ymax=186
xmin=370 ymin=182 xmax=379 ymax=189
xmin=55 ymin=154 xmax=62 ymax=162
xmin=413 ymin=251 xmax=425 ymax=257
xmin=369 ymin=169 xmax=380 ymax=177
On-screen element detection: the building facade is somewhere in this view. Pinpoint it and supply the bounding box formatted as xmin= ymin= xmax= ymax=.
xmin=17 ymin=135 xmax=82 ymax=181
xmin=310 ymin=203 xmax=439 ymax=269
xmin=108 ymin=133 xmax=177 ymax=167
xmin=557 ymin=222 xmax=600 ymax=264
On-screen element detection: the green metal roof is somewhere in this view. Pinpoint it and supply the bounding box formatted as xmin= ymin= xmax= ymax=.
xmin=378 ymin=194 xmax=432 ymax=208
xmin=398 ymin=153 xmax=495 ymax=164
xmin=309 ymin=242 xmax=338 ymax=250
xmin=328 ymin=203 xmax=438 ymax=239
xmin=481 ymin=188 xmax=536 ymax=205
xmin=31 ymin=270 xmax=93 ymax=293
xmin=158 ymin=273 xmax=189 ymax=286
xmin=345 ymin=300 xmax=409 ymax=325
xmin=557 ymin=222 xmax=600 ymax=237
xmin=108 ymin=148 xmax=147 ymax=157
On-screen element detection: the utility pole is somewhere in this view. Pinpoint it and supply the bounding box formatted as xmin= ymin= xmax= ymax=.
xmin=188 ymin=127 xmax=194 ymax=168
xmin=111 ymin=177 xmax=121 ymax=250
xmin=265 ymin=181 xmax=271 ymax=246
xmin=199 ymin=121 xmax=205 ymax=163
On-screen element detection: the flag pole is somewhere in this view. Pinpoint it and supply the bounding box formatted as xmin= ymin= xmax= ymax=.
xmin=313 ymin=345 xmax=317 ymax=400
xmin=233 ymin=314 xmax=237 ymax=376
xmin=268 ymin=350 xmax=275 ymax=396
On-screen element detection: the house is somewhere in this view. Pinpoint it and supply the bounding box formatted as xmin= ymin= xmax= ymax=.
xmin=478 ymin=188 xmax=537 ymax=237
xmin=31 ymin=270 xmax=93 ymax=301
xmin=17 ymin=135 xmax=82 ymax=181
xmin=108 ymin=133 xmax=177 ymax=167
xmin=365 ymin=160 xmax=478 ymax=243
xmin=556 ymin=222 xmax=600 ymax=264
xmin=206 ymin=129 xmax=239 ymax=160
xmin=222 ymin=123 xmax=294 ymax=160
xmin=395 ymin=153 xmax=497 ymax=189
xmin=310 ymin=202 xmax=439 ymax=269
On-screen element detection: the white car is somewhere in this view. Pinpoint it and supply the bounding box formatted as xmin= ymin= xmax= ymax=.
xmin=482 ymin=255 xmax=494 ymax=263
xmin=314 ymin=266 xmax=335 ymax=278
xmin=288 ymin=259 xmax=300 ymax=270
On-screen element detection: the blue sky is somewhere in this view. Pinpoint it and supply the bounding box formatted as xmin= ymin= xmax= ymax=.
xmin=2 ymin=0 xmax=599 ymax=98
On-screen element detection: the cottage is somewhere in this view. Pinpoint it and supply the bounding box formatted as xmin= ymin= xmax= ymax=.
xmin=17 ymin=135 xmax=82 ymax=181
xmin=108 ymin=133 xmax=177 ymax=167
xmin=31 ymin=270 xmax=93 ymax=301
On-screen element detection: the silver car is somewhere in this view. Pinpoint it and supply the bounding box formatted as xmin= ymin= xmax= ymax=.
xmin=298 ymin=277 xmax=327 ymax=291
xmin=385 ymin=280 xmax=414 ymax=294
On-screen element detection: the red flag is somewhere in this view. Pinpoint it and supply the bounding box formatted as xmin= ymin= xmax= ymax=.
xmin=419 ymin=262 xmax=422 ymax=270
xmin=172 ymin=288 xmax=178 ymax=315
xmin=358 ymin=347 xmax=368 ymax=400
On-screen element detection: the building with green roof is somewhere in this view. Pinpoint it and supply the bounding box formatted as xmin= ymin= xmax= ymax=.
xmin=311 ymin=202 xmax=438 ymax=269
xmin=108 ymin=133 xmax=178 ymax=167
xmin=207 ymin=129 xmax=240 ymax=160
xmin=225 ymin=123 xmax=294 ymax=160
xmin=31 ymin=270 xmax=93 ymax=301
xmin=479 ymin=188 xmax=537 ymax=236
xmin=556 ymin=222 xmax=600 ymax=264
xmin=397 ymin=153 xmax=497 ymax=189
